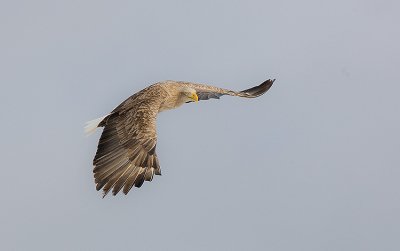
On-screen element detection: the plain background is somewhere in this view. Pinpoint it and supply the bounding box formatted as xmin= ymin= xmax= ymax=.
xmin=1 ymin=0 xmax=399 ymax=250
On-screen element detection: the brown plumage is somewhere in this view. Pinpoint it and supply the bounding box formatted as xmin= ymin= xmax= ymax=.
xmin=86 ymin=79 xmax=275 ymax=197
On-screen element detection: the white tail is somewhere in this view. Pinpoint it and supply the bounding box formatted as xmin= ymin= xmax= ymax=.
xmin=84 ymin=114 xmax=109 ymax=136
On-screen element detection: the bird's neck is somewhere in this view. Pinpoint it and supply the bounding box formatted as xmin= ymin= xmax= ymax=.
xmin=159 ymin=93 xmax=186 ymax=112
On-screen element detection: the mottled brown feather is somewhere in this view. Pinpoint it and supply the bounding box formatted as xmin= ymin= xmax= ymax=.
xmin=93 ymin=84 xmax=167 ymax=197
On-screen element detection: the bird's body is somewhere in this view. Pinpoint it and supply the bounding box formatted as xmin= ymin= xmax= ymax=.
xmin=86 ymin=79 xmax=275 ymax=197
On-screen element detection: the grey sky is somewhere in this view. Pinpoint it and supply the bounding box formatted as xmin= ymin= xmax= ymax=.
xmin=1 ymin=0 xmax=399 ymax=250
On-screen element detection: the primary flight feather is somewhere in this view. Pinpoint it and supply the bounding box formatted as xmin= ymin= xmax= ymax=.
xmin=86 ymin=79 xmax=275 ymax=197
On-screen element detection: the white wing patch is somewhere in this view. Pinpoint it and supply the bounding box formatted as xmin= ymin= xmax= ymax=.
xmin=84 ymin=114 xmax=109 ymax=136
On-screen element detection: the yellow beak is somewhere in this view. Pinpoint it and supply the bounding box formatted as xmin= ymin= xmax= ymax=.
xmin=192 ymin=93 xmax=199 ymax=102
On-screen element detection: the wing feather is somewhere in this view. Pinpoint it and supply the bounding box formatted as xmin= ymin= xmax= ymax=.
xmin=123 ymin=167 xmax=142 ymax=195
xmin=184 ymin=79 xmax=275 ymax=101
xmin=134 ymin=168 xmax=146 ymax=188
xmin=92 ymin=85 xmax=166 ymax=197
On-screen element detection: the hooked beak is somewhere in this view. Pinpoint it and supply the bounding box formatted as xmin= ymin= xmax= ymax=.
xmin=192 ymin=93 xmax=198 ymax=102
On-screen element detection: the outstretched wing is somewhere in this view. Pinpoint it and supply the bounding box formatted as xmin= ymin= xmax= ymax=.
xmin=186 ymin=79 xmax=275 ymax=101
xmin=93 ymin=87 xmax=165 ymax=197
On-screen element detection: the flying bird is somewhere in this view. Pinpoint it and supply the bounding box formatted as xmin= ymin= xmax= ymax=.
xmin=86 ymin=79 xmax=275 ymax=197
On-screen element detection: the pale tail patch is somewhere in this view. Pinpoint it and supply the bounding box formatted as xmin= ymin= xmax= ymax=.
xmin=84 ymin=114 xmax=109 ymax=136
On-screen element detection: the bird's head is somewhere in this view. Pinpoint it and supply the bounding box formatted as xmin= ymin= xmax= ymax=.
xmin=181 ymin=87 xmax=198 ymax=103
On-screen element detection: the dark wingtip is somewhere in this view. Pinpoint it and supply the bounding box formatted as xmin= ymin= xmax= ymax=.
xmin=240 ymin=79 xmax=275 ymax=98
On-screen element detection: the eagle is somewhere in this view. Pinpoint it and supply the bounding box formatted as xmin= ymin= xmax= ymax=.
xmin=86 ymin=79 xmax=275 ymax=197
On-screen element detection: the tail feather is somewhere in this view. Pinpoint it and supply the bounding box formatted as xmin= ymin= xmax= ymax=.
xmin=84 ymin=114 xmax=110 ymax=136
